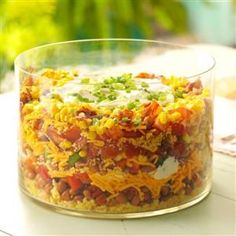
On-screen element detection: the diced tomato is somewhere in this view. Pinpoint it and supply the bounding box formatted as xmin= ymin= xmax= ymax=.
xmin=23 ymin=158 xmax=34 ymax=169
xmin=62 ymin=126 xmax=81 ymax=142
xmin=33 ymin=119 xmax=43 ymax=130
xmin=176 ymin=107 xmax=192 ymax=120
xmin=135 ymin=72 xmax=157 ymax=79
xmin=129 ymin=162 xmax=140 ymax=174
xmin=171 ymin=123 xmax=185 ymax=136
xmin=153 ymin=118 xmax=167 ymax=131
xmin=101 ymin=143 xmax=120 ymax=158
xmin=76 ymin=172 xmax=91 ymax=184
xmin=67 ymin=176 xmax=82 ymax=191
xmin=123 ymin=131 xmax=142 ymax=138
xmin=38 ymin=165 xmax=50 ymax=181
xmin=124 ymin=143 xmax=140 ymax=158
xmin=116 ymin=159 xmax=127 ymax=169
xmin=23 ymin=77 xmax=33 ymax=86
xmin=105 ymin=126 xmax=123 ymax=140
xmin=87 ymin=143 xmax=99 ymax=158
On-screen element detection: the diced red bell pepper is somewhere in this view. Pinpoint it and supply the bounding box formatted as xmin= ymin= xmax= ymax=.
xmin=76 ymin=172 xmax=91 ymax=184
xmin=67 ymin=176 xmax=82 ymax=191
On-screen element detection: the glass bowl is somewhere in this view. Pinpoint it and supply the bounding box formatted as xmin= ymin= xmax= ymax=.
xmin=15 ymin=39 xmax=215 ymax=218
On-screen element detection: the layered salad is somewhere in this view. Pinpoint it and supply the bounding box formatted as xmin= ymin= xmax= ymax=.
xmin=19 ymin=69 xmax=212 ymax=213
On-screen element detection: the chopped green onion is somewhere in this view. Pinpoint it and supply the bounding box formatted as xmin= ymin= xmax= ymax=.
xmin=112 ymin=83 xmax=125 ymax=90
xmin=127 ymin=102 xmax=136 ymax=110
xmin=80 ymin=78 xmax=90 ymax=84
xmin=121 ymin=117 xmax=129 ymax=122
xmin=108 ymin=94 xmax=117 ymax=101
xmin=133 ymin=117 xmax=142 ymax=126
xmin=141 ymin=82 xmax=149 ymax=88
xmin=175 ymin=90 xmax=184 ymax=98
xmin=147 ymin=91 xmax=167 ymax=101
xmin=76 ymin=94 xmax=94 ymax=103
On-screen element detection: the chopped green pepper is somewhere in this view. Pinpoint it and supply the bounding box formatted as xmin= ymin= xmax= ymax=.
xmin=68 ymin=152 xmax=81 ymax=167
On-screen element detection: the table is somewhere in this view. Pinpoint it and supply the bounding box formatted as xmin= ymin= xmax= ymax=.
xmin=0 ymin=92 xmax=235 ymax=236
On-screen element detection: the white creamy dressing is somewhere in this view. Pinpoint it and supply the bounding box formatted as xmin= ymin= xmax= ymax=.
xmin=53 ymin=75 xmax=173 ymax=106
xmin=153 ymin=156 xmax=179 ymax=180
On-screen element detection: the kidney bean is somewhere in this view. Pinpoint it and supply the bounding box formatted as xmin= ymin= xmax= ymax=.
xmin=25 ymin=169 xmax=36 ymax=179
xmin=141 ymin=186 xmax=152 ymax=203
xmin=83 ymin=190 xmax=92 ymax=200
xmin=61 ymin=189 xmax=71 ymax=201
xmin=185 ymin=79 xmax=203 ymax=94
xmin=35 ymin=174 xmax=49 ymax=188
xmin=74 ymin=194 xmax=84 ymax=202
xmin=44 ymin=183 xmax=52 ymax=194
xmin=131 ymin=195 xmax=140 ymax=206
xmin=160 ymin=185 xmax=171 ymax=197
xmin=95 ymin=193 xmax=107 ymax=206
xmin=115 ymin=193 xmax=127 ymax=204
xmin=140 ymin=165 xmax=155 ymax=172
xmin=57 ymin=180 xmax=69 ymax=194
xmin=123 ymin=187 xmax=138 ymax=202
xmin=185 ymin=186 xmax=193 ymax=195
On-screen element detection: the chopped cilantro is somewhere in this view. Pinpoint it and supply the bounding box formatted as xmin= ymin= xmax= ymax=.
xmin=147 ymin=91 xmax=167 ymax=101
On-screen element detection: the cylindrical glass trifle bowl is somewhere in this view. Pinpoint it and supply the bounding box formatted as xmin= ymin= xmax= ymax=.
xmin=15 ymin=39 xmax=215 ymax=218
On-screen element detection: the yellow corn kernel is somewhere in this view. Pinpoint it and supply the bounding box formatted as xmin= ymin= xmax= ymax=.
xmin=191 ymin=99 xmax=204 ymax=111
xmin=96 ymin=126 xmax=104 ymax=135
xmin=50 ymin=103 xmax=59 ymax=115
xmin=31 ymin=86 xmax=40 ymax=99
xmin=89 ymin=126 xmax=96 ymax=132
xmin=169 ymin=112 xmax=181 ymax=122
xmin=78 ymin=121 xmax=87 ymax=129
xmin=22 ymin=103 xmax=34 ymax=114
xmin=79 ymin=150 xmax=87 ymax=158
xmin=88 ymin=131 xmax=96 ymax=140
xmin=104 ymin=119 xmax=115 ymax=129
xmin=158 ymin=112 xmax=168 ymax=125
xmin=138 ymin=155 xmax=147 ymax=162
xmin=59 ymin=140 xmax=72 ymax=149
xmin=202 ymin=88 xmax=209 ymax=97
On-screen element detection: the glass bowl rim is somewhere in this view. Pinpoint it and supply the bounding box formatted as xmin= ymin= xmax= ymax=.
xmin=14 ymin=38 xmax=216 ymax=79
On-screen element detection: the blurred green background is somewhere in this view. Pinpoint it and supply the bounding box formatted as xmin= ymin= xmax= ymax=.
xmin=0 ymin=0 xmax=235 ymax=92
